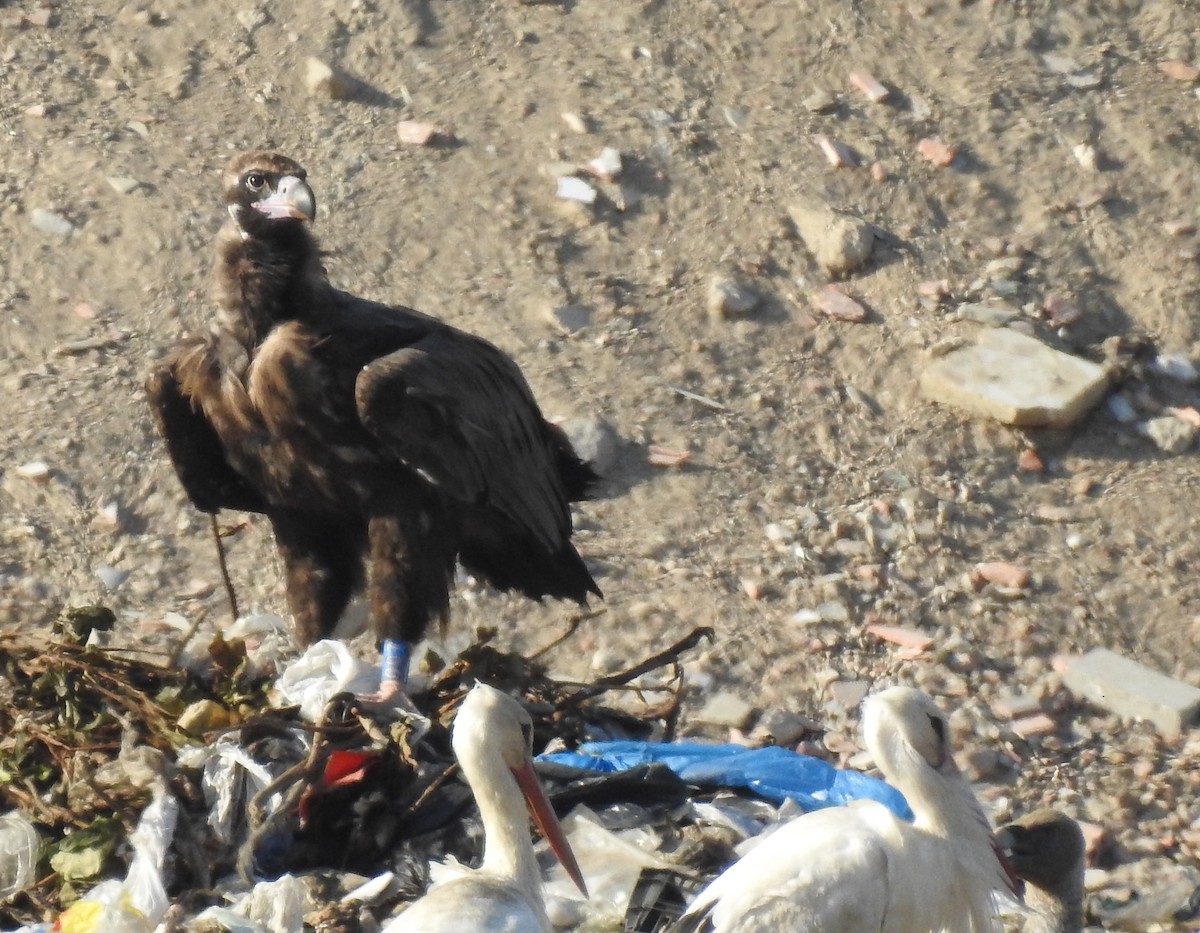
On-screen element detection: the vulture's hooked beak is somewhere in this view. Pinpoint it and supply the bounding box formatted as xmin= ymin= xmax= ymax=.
xmin=253 ymin=175 xmax=317 ymax=222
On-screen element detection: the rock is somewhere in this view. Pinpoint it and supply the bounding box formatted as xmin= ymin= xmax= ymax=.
xmin=95 ymin=566 xmax=128 ymax=591
xmin=1010 ymin=713 xmax=1057 ymax=739
xmin=16 ymin=461 xmax=51 ymax=484
xmin=555 ymin=176 xmax=597 ymax=205
xmin=812 ymin=285 xmax=866 ymax=322
xmin=559 ymin=415 xmax=619 ymax=476
xmin=707 ymin=275 xmax=759 ymax=320
xmin=1106 ymin=393 xmax=1138 ymax=423
xmin=105 ymin=177 xmax=141 ymax=195
xmin=828 ymin=679 xmax=870 ymax=709
xmin=917 ymin=138 xmax=958 ymax=167
xmin=1043 ymin=294 xmax=1083 ymax=327
xmin=787 ymin=200 xmax=875 ymax=277
xmin=1063 ymin=648 xmax=1200 ymax=738
xmin=1142 ymin=415 xmax=1197 ymax=454
xmin=546 ymin=303 xmax=593 ymax=334
xmin=396 ymin=120 xmax=440 ymax=146
xmin=848 ymin=69 xmax=889 ymax=103
xmin=803 ymin=89 xmax=837 ymax=113
xmin=959 ymin=299 xmax=1019 ymax=327
xmin=971 ymin=561 xmax=1030 ymax=589
xmin=30 ymin=208 xmax=74 ymax=236
xmin=865 ymin=623 xmax=934 ymax=652
xmin=696 ymin=691 xmax=754 ymax=730
xmin=561 ymin=112 xmax=589 ymax=134
xmin=1149 ymin=353 xmax=1198 ymax=383
xmin=304 ymin=57 xmax=356 ymax=99
xmin=920 ymin=328 xmax=1110 ymax=428
xmin=583 ymin=147 xmax=622 ymax=181
xmin=991 ymin=693 xmax=1041 ymax=720
xmin=1159 ymin=59 xmax=1200 ymax=83
xmin=752 ymin=709 xmax=817 ymax=746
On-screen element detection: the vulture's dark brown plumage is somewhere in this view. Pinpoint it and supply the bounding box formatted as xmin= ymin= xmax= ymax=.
xmin=147 ymin=152 xmax=600 ymax=674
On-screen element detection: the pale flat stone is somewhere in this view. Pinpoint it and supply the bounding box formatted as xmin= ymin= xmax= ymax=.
xmin=1063 ymin=648 xmax=1200 ymax=738
xmin=696 ymin=691 xmax=754 ymax=729
xmin=920 ymin=328 xmax=1109 ymax=428
xmin=787 ymin=200 xmax=875 ymax=278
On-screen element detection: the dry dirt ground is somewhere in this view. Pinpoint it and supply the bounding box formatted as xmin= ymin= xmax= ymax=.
xmin=2 ymin=0 xmax=1200 ymax=919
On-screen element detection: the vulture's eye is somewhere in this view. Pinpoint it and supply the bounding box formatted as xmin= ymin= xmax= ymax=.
xmin=245 ymin=173 xmax=266 ymax=192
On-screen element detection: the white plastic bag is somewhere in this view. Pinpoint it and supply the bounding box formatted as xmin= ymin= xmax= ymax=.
xmin=55 ymin=784 xmax=179 ymax=933
xmin=274 ymin=640 xmax=378 ymax=722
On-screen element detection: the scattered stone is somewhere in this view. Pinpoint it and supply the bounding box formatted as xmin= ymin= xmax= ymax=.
xmin=24 ymin=8 xmax=53 ymax=27
xmin=647 ymin=446 xmax=689 ymax=467
xmin=1149 ymin=353 xmax=1198 ymax=383
xmin=560 ymin=415 xmax=618 ymax=477
xmin=561 ymin=111 xmax=589 ymax=134
xmin=1010 ymin=713 xmax=1057 ymax=740
xmin=812 ymin=285 xmax=866 ymax=323
xmin=1073 ymin=143 xmax=1098 ymax=171
xmin=962 ymin=747 xmax=1003 ymax=781
xmin=95 ymin=565 xmax=128 ymax=591
xmin=917 ymin=279 xmax=951 ymax=300
xmin=753 ymin=709 xmax=817 ymax=746
xmin=869 ymin=162 xmax=888 ymax=183
xmin=1042 ymin=294 xmax=1082 ymax=327
xmin=1163 ymin=219 xmax=1197 ymax=236
xmin=105 ymin=176 xmax=141 ymax=195
xmin=544 ymin=303 xmax=592 ymax=335
xmin=1169 ymin=405 xmax=1200 ymax=428
xmin=848 ymin=69 xmax=889 ymax=103
xmin=828 ymin=679 xmax=870 ymax=709
xmin=917 ymin=137 xmax=958 ymax=168
xmin=555 ymin=176 xmax=597 ymax=205
xmin=1063 ymin=648 xmax=1200 ymax=738
xmin=1141 ymin=415 xmax=1197 ymax=454
xmin=740 ymin=577 xmax=764 ymax=601
xmin=971 ymin=561 xmax=1030 ymax=590
xmin=179 ymin=578 xmax=215 ymax=599
xmin=787 ymin=200 xmax=875 ymax=277
xmin=920 ymin=328 xmax=1110 ymax=428
xmin=73 ymin=302 xmax=97 ymax=320
xmin=1017 ymin=448 xmax=1044 ymax=473
xmin=396 ymin=120 xmax=440 ymax=146
xmin=127 ymin=119 xmax=151 ymax=139
xmin=696 ymin=691 xmax=754 ymax=730
xmin=236 ymin=7 xmax=270 ymax=32
xmin=707 ymin=275 xmax=760 ymax=320
xmin=803 ymin=88 xmax=837 ymax=113
xmin=992 ymin=693 xmax=1042 ymax=720
xmin=1159 ymin=59 xmax=1200 ymax=83
xmin=959 ymin=299 xmax=1019 ymax=327
xmin=865 ymin=623 xmax=934 ymax=652
xmin=583 ymin=147 xmax=622 ymax=181
xmin=1106 ymin=393 xmax=1138 ymax=423
xmin=30 ymin=208 xmax=74 ymax=237
xmin=16 ymin=461 xmax=52 ymax=484
xmin=93 ymin=501 xmax=122 ymax=533
xmin=814 ymin=135 xmax=854 ymax=168
xmin=304 ymin=57 xmax=356 ymax=99
xmin=24 ymin=104 xmax=47 ymax=118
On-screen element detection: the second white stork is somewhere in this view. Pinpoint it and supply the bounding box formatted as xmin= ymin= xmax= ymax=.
xmin=383 ymin=683 xmax=587 ymax=933
xmin=675 ymin=685 xmax=1021 ymax=932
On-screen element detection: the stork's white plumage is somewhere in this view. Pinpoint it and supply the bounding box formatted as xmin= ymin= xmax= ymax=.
xmin=383 ymin=683 xmax=587 ymax=933
xmin=676 ymin=686 xmax=1021 ymax=933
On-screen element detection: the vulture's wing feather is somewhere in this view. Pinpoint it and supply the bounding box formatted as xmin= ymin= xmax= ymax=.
xmin=354 ymin=324 xmax=573 ymax=553
xmin=146 ymin=354 xmax=267 ymax=515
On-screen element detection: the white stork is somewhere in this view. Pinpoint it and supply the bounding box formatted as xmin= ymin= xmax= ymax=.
xmin=675 ymin=685 xmax=1021 ymax=932
xmin=383 ymin=683 xmax=587 ymax=933
xmin=997 ymin=809 xmax=1086 ymax=933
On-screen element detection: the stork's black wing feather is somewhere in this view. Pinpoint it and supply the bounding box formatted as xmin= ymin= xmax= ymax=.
xmin=353 ymin=321 xmax=576 ymax=554
xmin=146 ymin=356 xmax=267 ymax=515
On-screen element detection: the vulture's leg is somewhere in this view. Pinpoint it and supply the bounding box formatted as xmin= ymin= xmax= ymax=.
xmin=367 ymin=508 xmax=455 ymax=707
xmin=270 ymin=512 xmax=365 ymax=645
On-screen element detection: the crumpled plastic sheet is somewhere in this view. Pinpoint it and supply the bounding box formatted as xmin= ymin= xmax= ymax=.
xmin=274 ymin=639 xmax=380 ymax=723
xmin=540 ymin=741 xmax=913 ymax=820
xmin=177 ymin=734 xmax=294 ymax=845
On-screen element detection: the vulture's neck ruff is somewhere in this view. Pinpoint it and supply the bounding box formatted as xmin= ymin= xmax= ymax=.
xmin=213 ymin=152 xmax=326 ymax=349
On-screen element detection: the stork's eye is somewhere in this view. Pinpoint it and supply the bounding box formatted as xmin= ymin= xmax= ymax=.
xmin=245 ymin=173 xmax=266 ymax=192
xmin=520 ymin=721 xmax=533 ymax=747
xmin=927 ymin=713 xmax=946 ymax=744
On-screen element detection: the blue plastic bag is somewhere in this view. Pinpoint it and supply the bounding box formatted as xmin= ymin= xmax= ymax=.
xmin=540 ymin=741 xmax=912 ymax=820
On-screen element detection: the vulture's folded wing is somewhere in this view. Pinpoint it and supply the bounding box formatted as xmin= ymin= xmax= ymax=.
xmin=354 ymin=329 xmax=572 ymax=553
xmin=146 ymin=355 xmax=267 ymax=515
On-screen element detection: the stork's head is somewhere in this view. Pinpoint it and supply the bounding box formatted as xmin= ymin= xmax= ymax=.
xmin=863 ymin=686 xmax=955 ymax=778
xmin=222 ymin=151 xmax=316 ymax=238
xmin=454 ymin=683 xmax=589 ymax=898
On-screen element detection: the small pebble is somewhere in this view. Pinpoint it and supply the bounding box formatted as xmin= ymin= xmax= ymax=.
xmin=848 ymin=69 xmax=889 ymax=103
xmin=30 ymin=208 xmax=74 ymax=237
xmin=95 ymin=566 xmax=128 ymax=591
xmin=16 ymin=461 xmax=52 ymax=484
xmin=1159 ymin=59 xmax=1200 ymax=83
xmin=971 ymin=561 xmax=1030 ymax=589
xmin=1017 ymin=448 xmax=1044 ymax=472
xmin=396 ymin=120 xmax=439 ymax=146
xmin=561 ymin=112 xmax=589 ymax=134
xmin=813 ymin=285 xmax=866 ymax=323
xmin=584 ymin=147 xmax=622 ymax=181
xmin=555 ymin=176 xmax=597 ymax=205
xmin=917 ymin=138 xmax=957 ymax=168
xmin=707 ymin=275 xmax=759 ymax=320
xmin=1142 ymin=415 xmax=1197 ymax=454
xmin=304 ymin=57 xmax=355 ymax=99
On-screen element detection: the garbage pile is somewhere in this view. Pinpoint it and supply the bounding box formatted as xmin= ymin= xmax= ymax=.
xmin=0 ymin=609 xmax=1196 ymax=932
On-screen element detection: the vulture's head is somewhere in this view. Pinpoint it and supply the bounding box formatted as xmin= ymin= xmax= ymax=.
xmin=997 ymin=809 xmax=1086 ymax=894
xmin=222 ymin=151 xmax=316 ymax=239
